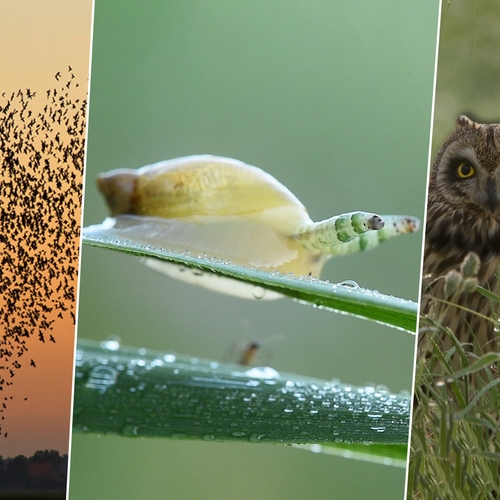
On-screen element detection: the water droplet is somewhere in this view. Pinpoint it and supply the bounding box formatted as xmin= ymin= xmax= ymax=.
xmin=244 ymin=366 xmax=280 ymax=379
xmin=85 ymin=366 xmax=118 ymax=393
xmin=232 ymin=431 xmax=246 ymax=437
xmin=339 ymin=280 xmax=359 ymax=289
xmin=249 ymin=433 xmax=265 ymax=442
xmin=163 ymin=353 xmax=176 ymax=363
xmin=100 ymin=336 xmax=121 ymax=351
xmin=122 ymin=425 xmax=139 ymax=437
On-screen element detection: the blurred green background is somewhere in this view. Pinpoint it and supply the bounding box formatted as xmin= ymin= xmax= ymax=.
xmin=69 ymin=1 xmax=438 ymax=499
xmin=432 ymin=0 xmax=500 ymax=152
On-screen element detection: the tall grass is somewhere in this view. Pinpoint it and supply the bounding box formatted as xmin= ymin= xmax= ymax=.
xmin=409 ymin=280 xmax=500 ymax=498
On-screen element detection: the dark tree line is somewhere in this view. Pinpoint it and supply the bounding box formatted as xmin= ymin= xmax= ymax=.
xmin=0 ymin=449 xmax=68 ymax=491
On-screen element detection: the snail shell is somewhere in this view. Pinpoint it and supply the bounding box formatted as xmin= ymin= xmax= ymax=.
xmin=93 ymin=155 xmax=418 ymax=297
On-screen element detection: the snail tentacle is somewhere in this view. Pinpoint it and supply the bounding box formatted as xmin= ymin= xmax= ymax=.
xmin=294 ymin=212 xmax=385 ymax=251
xmin=321 ymin=215 xmax=420 ymax=257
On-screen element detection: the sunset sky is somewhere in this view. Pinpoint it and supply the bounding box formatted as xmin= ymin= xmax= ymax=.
xmin=0 ymin=0 xmax=93 ymax=458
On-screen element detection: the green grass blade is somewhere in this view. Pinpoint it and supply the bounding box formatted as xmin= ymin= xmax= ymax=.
xmin=73 ymin=339 xmax=410 ymax=450
xmin=82 ymin=226 xmax=418 ymax=332
xmin=476 ymin=285 xmax=500 ymax=303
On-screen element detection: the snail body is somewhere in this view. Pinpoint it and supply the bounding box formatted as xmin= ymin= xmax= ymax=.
xmin=93 ymin=155 xmax=419 ymax=297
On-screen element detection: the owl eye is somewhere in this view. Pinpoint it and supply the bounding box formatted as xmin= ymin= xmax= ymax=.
xmin=456 ymin=162 xmax=475 ymax=179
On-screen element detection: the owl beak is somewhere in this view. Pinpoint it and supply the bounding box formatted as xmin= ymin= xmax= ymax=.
xmin=484 ymin=177 xmax=499 ymax=214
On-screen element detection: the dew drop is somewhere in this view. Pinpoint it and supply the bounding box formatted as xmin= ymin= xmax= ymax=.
xmin=249 ymin=433 xmax=265 ymax=442
xmin=85 ymin=365 xmax=118 ymax=393
xmin=244 ymin=366 xmax=280 ymax=379
xmin=252 ymin=286 xmax=266 ymax=299
xmin=231 ymin=431 xmax=246 ymax=437
xmin=100 ymin=336 xmax=121 ymax=351
xmin=122 ymin=425 xmax=139 ymax=437
xmin=339 ymin=280 xmax=359 ymax=289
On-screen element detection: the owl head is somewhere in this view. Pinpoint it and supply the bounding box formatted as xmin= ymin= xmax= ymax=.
xmin=430 ymin=115 xmax=500 ymax=217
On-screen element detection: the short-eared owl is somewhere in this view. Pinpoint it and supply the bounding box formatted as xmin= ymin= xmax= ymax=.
xmin=423 ymin=115 xmax=500 ymax=351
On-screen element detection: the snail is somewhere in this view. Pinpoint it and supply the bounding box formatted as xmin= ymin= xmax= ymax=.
xmin=91 ymin=155 xmax=419 ymax=298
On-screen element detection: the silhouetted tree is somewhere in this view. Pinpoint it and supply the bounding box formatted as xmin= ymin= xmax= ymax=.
xmin=6 ymin=454 xmax=28 ymax=486
xmin=0 ymin=454 xmax=5 ymax=484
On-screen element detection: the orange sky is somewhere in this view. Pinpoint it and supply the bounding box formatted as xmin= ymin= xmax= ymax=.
xmin=0 ymin=0 xmax=93 ymax=458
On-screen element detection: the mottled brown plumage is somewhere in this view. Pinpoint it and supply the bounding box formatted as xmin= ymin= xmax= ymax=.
xmin=423 ymin=115 xmax=500 ymax=352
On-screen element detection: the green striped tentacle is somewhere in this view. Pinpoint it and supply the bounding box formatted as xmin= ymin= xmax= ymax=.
xmin=326 ymin=215 xmax=420 ymax=257
xmin=294 ymin=212 xmax=385 ymax=251
xmin=295 ymin=212 xmax=419 ymax=256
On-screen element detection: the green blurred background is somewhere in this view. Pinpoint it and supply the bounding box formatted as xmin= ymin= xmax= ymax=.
xmin=432 ymin=0 xmax=500 ymax=152
xmin=69 ymin=1 xmax=438 ymax=499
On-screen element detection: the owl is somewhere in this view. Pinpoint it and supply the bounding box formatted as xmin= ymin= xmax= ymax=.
xmin=422 ymin=115 xmax=500 ymax=353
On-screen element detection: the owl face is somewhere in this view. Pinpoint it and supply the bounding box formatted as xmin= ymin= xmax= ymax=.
xmin=431 ymin=116 xmax=500 ymax=218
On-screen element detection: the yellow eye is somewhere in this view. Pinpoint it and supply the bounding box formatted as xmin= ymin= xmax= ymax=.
xmin=456 ymin=162 xmax=475 ymax=178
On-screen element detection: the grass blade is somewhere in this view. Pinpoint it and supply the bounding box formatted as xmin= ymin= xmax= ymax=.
xmin=82 ymin=226 xmax=418 ymax=332
xmin=73 ymin=339 xmax=411 ymax=449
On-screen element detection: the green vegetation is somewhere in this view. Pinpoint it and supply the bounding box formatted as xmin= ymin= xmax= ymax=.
xmin=408 ymin=291 xmax=500 ymax=498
